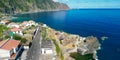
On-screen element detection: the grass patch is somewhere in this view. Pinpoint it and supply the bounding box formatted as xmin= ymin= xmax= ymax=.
xmin=61 ymin=52 xmax=64 ymax=60
xmin=41 ymin=27 xmax=47 ymax=39
xmin=53 ymin=39 xmax=64 ymax=60
xmin=60 ymin=40 xmax=62 ymax=44
xmin=53 ymin=39 xmax=60 ymax=54
xmin=0 ymin=24 xmax=10 ymax=38
xmin=0 ymin=24 xmax=9 ymax=33
xmin=13 ymin=34 xmax=27 ymax=44
xmin=70 ymin=52 xmax=95 ymax=60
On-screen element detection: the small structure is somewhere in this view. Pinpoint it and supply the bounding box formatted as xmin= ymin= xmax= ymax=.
xmin=21 ymin=21 xmax=29 ymax=27
xmin=77 ymin=36 xmax=100 ymax=55
xmin=11 ymin=28 xmax=23 ymax=35
xmin=7 ymin=22 xmax=20 ymax=28
xmin=0 ymin=20 xmax=10 ymax=25
xmin=0 ymin=40 xmax=22 ymax=60
xmin=21 ymin=20 xmax=36 ymax=27
xmin=41 ymin=40 xmax=53 ymax=54
xmin=28 ymin=20 xmax=36 ymax=26
xmin=42 ymin=24 xmax=47 ymax=27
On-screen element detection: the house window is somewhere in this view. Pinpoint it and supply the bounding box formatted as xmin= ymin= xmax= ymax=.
xmin=16 ymin=46 xmax=18 ymax=51
xmin=10 ymin=49 xmax=14 ymax=55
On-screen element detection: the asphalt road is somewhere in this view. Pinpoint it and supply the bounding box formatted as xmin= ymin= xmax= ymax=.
xmin=26 ymin=26 xmax=42 ymax=60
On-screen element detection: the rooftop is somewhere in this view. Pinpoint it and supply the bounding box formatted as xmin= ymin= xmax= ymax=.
xmin=21 ymin=21 xmax=28 ymax=25
xmin=41 ymin=40 xmax=52 ymax=48
xmin=1 ymin=20 xmax=10 ymax=23
xmin=8 ymin=22 xmax=18 ymax=25
xmin=0 ymin=40 xmax=20 ymax=50
xmin=11 ymin=28 xmax=21 ymax=32
xmin=29 ymin=20 xmax=35 ymax=23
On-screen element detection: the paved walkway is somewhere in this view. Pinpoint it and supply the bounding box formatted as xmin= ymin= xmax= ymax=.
xmin=26 ymin=26 xmax=42 ymax=60
xmin=21 ymin=49 xmax=28 ymax=60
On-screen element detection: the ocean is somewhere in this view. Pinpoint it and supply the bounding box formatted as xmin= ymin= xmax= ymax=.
xmin=12 ymin=9 xmax=120 ymax=60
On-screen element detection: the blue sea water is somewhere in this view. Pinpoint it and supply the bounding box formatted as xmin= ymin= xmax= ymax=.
xmin=13 ymin=9 xmax=120 ymax=60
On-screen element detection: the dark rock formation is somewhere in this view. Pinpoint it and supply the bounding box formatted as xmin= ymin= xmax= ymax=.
xmin=77 ymin=36 xmax=100 ymax=55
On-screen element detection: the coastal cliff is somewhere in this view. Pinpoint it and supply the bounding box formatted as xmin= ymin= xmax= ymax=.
xmin=0 ymin=0 xmax=69 ymax=14
xmin=0 ymin=19 xmax=100 ymax=60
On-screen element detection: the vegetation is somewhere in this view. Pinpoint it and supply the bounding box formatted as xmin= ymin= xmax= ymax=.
xmin=0 ymin=14 xmax=3 ymax=18
xmin=41 ymin=27 xmax=47 ymax=39
xmin=53 ymin=39 xmax=64 ymax=60
xmin=53 ymin=39 xmax=60 ymax=54
xmin=0 ymin=24 xmax=9 ymax=33
xmin=70 ymin=52 xmax=95 ymax=60
xmin=21 ymin=38 xmax=27 ymax=44
xmin=22 ymin=30 xmax=27 ymax=35
xmin=4 ymin=35 xmax=10 ymax=39
xmin=13 ymin=34 xmax=27 ymax=44
xmin=0 ymin=24 xmax=10 ymax=37
xmin=13 ymin=34 xmax=22 ymax=40
xmin=0 ymin=0 xmax=69 ymax=14
xmin=38 ymin=22 xmax=43 ymax=25
xmin=60 ymin=40 xmax=63 ymax=44
xmin=61 ymin=52 xmax=64 ymax=60
xmin=28 ymin=25 xmax=36 ymax=29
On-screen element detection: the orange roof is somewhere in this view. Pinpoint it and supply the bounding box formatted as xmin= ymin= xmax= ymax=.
xmin=11 ymin=28 xmax=21 ymax=32
xmin=0 ymin=40 xmax=7 ymax=46
xmin=0 ymin=40 xmax=20 ymax=50
xmin=21 ymin=21 xmax=28 ymax=25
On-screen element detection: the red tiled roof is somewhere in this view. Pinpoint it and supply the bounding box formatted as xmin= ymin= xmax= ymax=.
xmin=11 ymin=28 xmax=21 ymax=32
xmin=0 ymin=40 xmax=7 ymax=46
xmin=21 ymin=21 xmax=28 ymax=25
xmin=0 ymin=40 xmax=20 ymax=50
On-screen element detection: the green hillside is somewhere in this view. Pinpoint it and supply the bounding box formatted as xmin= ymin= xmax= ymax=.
xmin=0 ymin=0 xmax=69 ymax=14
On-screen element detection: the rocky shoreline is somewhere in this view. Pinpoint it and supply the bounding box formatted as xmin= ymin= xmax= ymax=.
xmin=16 ymin=9 xmax=69 ymax=15
xmin=42 ymin=24 xmax=101 ymax=60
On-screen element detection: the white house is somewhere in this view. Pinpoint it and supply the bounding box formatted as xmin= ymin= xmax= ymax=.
xmin=0 ymin=20 xmax=10 ymax=25
xmin=79 ymin=37 xmax=86 ymax=42
xmin=28 ymin=20 xmax=36 ymax=26
xmin=11 ymin=28 xmax=23 ymax=35
xmin=0 ymin=40 xmax=21 ymax=60
xmin=7 ymin=22 xmax=20 ymax=28
xmin=41 ymin=40 xmax=53 ymax=54
xmin=42 ymin=24 xmax=47 ymax=27
xmin=21 ymin=21 xmax=29 ymax=27
xmin=21 ymin=20 xmax=36 ymax=27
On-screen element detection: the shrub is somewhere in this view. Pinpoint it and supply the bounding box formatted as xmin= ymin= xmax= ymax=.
xmin=70 ymin=52 xmax=95 ymax=60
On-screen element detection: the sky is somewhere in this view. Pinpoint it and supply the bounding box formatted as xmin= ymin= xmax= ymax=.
xmin=53 ymin=0 xmax=120 ymax=8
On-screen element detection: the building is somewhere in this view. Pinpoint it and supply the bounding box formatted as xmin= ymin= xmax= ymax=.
xmin=21 ymin=21 xmax=28 ymax=27
xmin=0 ymin=40 xmax=22 ymax=60
xmin=0 ymin=20 xmax=10 ymax=25
xmin=11 ymin=28 xmax=23 ymax=35
xmin=42 ymin=24 xmax=47 ymax=27
xmin=41 ymin=40 xmax=53 ymax=54
xmin=7 ymin=22 xmax=20 ymax=28
xmin=28 ymin=20 xmax=36 ymax=26
xmin=21 ymin=20 xmax=36 ymax=27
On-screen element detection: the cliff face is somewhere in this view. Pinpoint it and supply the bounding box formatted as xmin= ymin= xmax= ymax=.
xmin=77 ymin=36 xmax=100 ymax=55
xmin=0 ymin=0 xmax=69 ymax=14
